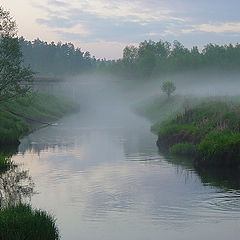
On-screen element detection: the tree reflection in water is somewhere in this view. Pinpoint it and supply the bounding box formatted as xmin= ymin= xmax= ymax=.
xmin=165 ymin=154 xmax=240 ymax=190
xmin=0 ymin=165 xmax=34 ymax=209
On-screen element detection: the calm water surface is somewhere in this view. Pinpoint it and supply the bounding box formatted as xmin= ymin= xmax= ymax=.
xmin=12 ymin=106 xmax=240 ymax=240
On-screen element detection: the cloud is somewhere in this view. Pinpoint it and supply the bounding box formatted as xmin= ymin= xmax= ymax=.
xmin=47 ymin=0 xmax=69 ymax=7
xmin=53 ymin=18 xmax=155 ymax=43
xmin=26 ymin=0 xmax=240 ymax=58
xmin=32 ymin=0 xmax=186 ymax=43
xmin=36 ymin=17 xmax=76 ymax=28
xmin=182 ymin=22 xmax=240 ymax=34
xmin=33 ymin=0 xmax=186 ymax=25
xmin=146 ymin=30 xmax=177 ymax=37
xmin=59 ymin=0 xmax=184 ymax=23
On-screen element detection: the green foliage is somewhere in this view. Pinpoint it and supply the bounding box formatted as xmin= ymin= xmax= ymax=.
xmin=134 ymin=95 xmax=189 ymax=123
xmin=198 ymin=131 xmax=240 ymax=166
xmin=0 ymin=204 xmax=59 ymax=240
xmin=157 ymin=123 xmax=199 ymax=151
xmin=0 ymin=155 xmax=12 ymax=172
xmin=158 ymin=124 xmax=195 ymax=136
xmin=134 ymin=95 xmax=202 ymax=133
xmin=104 ymin=39 xmax=240 ymax=80
xmin=19 ymin=37 xmax=97 ymax=77
xmin=196 ymin=166 xmax=240 ymax=190
xmin=20 ymin=37 xmax=240 ymax=79
xmin=161 ymin=81 xmax=176 ymax=97
xmin=143 ymin=96 xmax=240 ymax=167
xmin=169 ymin=143 xmax=197 ymax=157
xmin=0 ymin=7 xmax=33 ymax=102
xmin=0 ymin=6 xmax=17 ymax=36
xmin=0 ymin=92 xmax=79 ymax=145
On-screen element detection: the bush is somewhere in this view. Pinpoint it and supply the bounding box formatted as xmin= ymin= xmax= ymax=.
xmin=161 ymin=81 xmax=176 ymax=98
xmin=0 ymin=155 xmax=11 ymax=172
xmin=158 ymin=124 xmax=195 ymax=136
xmin=169 ymin=143 xmax=197 ymax=157
xmin=0 ymin=204 xmax=59 ymax=240
xmin=154 ymin=99 xmax=240 ymax=167
xmin=157 ymin=123 xmax=199 ymax=149
xmin=198 ymin=130 xmax=240 ymax=166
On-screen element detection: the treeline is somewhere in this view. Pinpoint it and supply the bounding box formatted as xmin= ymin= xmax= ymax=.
xmin=103 ymin=40 xmax=240 ymax=79
xmin=19 ymin=37 xmax=100 ymax=77
xmin=20 ymin=38 xmax=240 ymax=79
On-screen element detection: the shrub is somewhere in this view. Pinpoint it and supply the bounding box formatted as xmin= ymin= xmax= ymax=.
xmin=161 ymin=81 xmax=176 ymax=98
xmin=157 ymin=124 xmax=199 ymax=149
xmin=0 ymin=155 xmax=11 ymax=172
xmin=153 ymin=99 xmax=240 ymax=167
xmin=169 ymin=143 xmax=197 ymax=157
xmin=198 ymin=130 xmax=240 ymax=166
xmin=0 ymin=204 xmax=59 ymax=240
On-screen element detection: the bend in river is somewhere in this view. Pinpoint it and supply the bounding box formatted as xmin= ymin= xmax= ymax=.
xmin=10 ymin=80 xmax=240 ymax=240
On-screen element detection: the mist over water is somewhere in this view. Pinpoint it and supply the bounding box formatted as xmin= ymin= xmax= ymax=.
xmin=12 ymin=74 xmax=240 ymax=240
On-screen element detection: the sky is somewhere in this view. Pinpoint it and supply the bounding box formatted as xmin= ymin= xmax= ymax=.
xmin=2 ymin=0 xmax=240 ymax=59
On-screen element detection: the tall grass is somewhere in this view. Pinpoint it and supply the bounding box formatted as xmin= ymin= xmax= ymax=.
xmin=0 ymin=204 xmax=59 ymax=240
xmin=134 ymin=95 xmax=189 ymax=123
xmin=154 ymin=97 xmax=240 ymax=167
xmin=133 ymin=94 xmax=203 ymax=134
xmin=0 ymin=92 xmax=79 ymax=146
xmin=169 ymin=143 xmax=197 ymax=157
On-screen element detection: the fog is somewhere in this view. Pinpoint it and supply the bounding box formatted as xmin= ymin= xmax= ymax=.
xmin=3 ymin=2 xmax=240 ymax=239
xmin=44 ymin=70 xmax=240 ymax=115
xmin=16 ymin=71 xmax=240 ymax=240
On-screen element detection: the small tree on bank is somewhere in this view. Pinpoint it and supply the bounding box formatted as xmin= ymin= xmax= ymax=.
xmin=0 ymin=6 xmax=33 ymax=103
xmin=161 ymin=81 xmax=176 ymax=98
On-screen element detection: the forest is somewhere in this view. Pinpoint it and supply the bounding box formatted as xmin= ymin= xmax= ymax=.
xmin=19 ymin=37 xmax=99 ymax=77
xmin=20 ymin=38 xmax=240 ymax=80
xmin=104 ymin=40 xmax=240 ymax=79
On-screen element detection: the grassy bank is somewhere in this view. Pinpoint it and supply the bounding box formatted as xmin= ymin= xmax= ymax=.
xmin=0 ymin=92 xmax=79 ymax=146
xmin=0 ymin=92 xmax=78 ymax=239
xmin=155 ymin=98 xmax=240 ymax=167
xmin=135 ymin=94 xmax=240 ymax=167
xmin=0 ymin=92 xmax=79 ymax=171
xmin=134 ymin=95 xmax=202 ymax=133
xmin=0 ymin=204 xmax=59 ymax=240
xmin=134 ymin=95 xmax=186 ymax=123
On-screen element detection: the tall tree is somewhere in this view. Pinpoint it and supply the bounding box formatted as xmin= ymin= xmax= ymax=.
xmin=0 ymin=6 xmax=33 ymax=102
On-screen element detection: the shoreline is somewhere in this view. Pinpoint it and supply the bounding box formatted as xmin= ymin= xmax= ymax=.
xmin=134 ymin=95 xmax=240 ymax=168
xmin=0 ymin=92 xmax=79 ymax=169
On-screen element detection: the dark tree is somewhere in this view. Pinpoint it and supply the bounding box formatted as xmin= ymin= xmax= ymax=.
xmin=161 ymin=81 xmax=176 ymax=98
xmin=0 ymin=6 xmax=33 ymax=102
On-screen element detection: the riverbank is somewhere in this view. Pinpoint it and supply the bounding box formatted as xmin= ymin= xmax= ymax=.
xmin=0 ymin=92 xmax=78 ymax=239
xmin=0 ymin=92 xmax=79 ymax=145
xmin=0 ymin=92 xmax=79 ymax=169
xmin=135 ymin=95 xmax=240 ymax=167
xmin=134 ymin=95 xmax=202 ymax=130
xmin=0 ymin=204 xmax=59 ymax=240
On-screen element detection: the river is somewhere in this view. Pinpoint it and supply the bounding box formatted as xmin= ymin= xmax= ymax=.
xmin=9 ymin=80 xmax=240 ymax=239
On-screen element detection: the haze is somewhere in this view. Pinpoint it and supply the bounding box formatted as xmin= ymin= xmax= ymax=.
xmin=1 ymin=1 xmax=240 ymax=240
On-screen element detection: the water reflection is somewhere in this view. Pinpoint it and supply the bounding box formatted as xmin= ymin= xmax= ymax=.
xmin=0 ymin=157 xmax=34 ymax=209
xmin=0 ymin=145 xmax=18 ymax=157
xmin=161 ymin=153 xmax=240 ymax=190
xmin=196 ymin=167 xmax=240 ymax=190
xmin=11 ymin=112 xmax=240 ymax=240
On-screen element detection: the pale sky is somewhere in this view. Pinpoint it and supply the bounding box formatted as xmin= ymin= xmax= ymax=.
xmin=2 ymin=0 xmax=240 ymax=59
